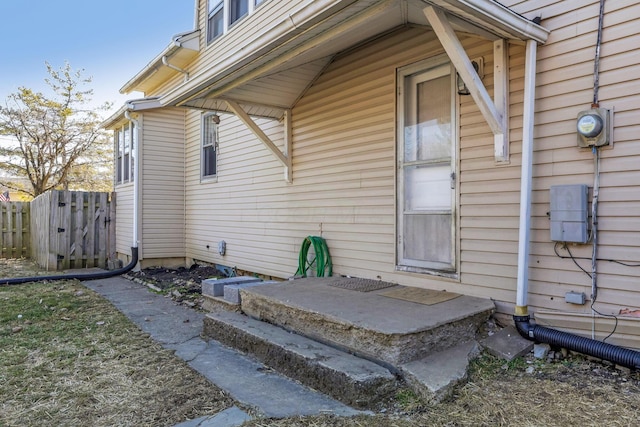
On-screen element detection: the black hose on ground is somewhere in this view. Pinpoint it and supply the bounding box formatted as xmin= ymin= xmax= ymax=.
xmin=514 ymin=315 xmax=640 ymax=370
xmin=0 ymin=247 xmax=139 ymax=286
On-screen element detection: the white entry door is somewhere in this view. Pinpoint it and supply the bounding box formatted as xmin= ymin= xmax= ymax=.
xmin=397 ymin=61 xmax=456 ymax=273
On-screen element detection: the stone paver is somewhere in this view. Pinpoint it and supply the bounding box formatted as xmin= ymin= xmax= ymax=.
xmin=83 ymin=277 xmax=362 ymax=421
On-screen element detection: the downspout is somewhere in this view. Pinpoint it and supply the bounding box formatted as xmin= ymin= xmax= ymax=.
xmin=514 ymin=39 xmax=538 ymax=319
xmin=124 ymin=109 xmax=141 ymax=260
xmin=513 ymin=35 xmax=640 ymax=370
xmin=162 ymin=56 xmax=189 ymax=82
xmin=193 ymin=0 xmax=200 ymax=30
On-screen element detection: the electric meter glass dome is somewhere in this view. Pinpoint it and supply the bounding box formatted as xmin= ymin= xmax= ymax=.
xmin=577 ymin=114 xmax=603 ymax=138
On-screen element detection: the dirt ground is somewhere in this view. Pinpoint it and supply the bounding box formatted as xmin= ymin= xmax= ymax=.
xmin=126 ymin=263 xmax=225 ymax=309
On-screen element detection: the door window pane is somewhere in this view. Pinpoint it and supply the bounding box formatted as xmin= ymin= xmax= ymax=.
xmin=404 ymin=164 xmax=451 ymax=211
xmin=403 ymin=214 xmax=452 ymax=264
xmin=404 ymin=75 xmax=451 ymax=163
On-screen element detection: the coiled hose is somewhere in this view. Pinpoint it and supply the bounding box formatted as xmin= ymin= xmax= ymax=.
xmin=295 ymin=236 xmax=332 ymax=278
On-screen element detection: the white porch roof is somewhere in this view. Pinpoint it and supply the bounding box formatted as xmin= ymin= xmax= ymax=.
xmin=155 ymin=0 xmax=548 ymax=120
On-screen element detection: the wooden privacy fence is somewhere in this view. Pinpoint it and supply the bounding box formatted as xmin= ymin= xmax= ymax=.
xmin=31 ymin=190 xmax=116 ymax=271
xmin=0 ymin=202 xmax=30 ymax=258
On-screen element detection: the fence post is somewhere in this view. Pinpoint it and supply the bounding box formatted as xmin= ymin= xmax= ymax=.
xmin=97 ymin=192 xmax=108 ymax=268
xmin=109 ymin=192 xmax=116 ymax=263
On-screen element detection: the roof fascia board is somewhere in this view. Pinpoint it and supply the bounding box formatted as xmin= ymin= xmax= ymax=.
xmin=426 ymin=0 xmax=549 ymax=43
xmin=101 ymin=97 xmax=163 ymax=129
xmin=120 ymin=30 xmax=200 ymax=94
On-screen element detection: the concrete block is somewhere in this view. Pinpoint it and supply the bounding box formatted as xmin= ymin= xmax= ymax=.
xmin=202 ymin=276 xmax=262 ymax=297
xmin=223 ymin=280 xmax=277 ymax=304
xmin=480 ymin=325 xmax=533 ymax=361
xmin=534 ymin=343 xmax=551 ymax=359
xmin=401 ymin=341 xmax=480 ymax=403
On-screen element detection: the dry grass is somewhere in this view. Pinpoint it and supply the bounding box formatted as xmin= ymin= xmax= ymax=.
xmin=3 ymin=259 xmax=640 ymax=427
xmin=241 ymin=353 xmax=640 ymax=427
xmin=0 ymin=262 xmax=234 ymax=427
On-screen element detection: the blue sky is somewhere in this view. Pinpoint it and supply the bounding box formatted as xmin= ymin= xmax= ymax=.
xmin=0 ymin=0 xmax=195 ymax=117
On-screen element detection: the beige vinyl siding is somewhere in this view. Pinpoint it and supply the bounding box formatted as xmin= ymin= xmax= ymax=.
xmin=115 ymin=184 xmax=133 ymax=257
xmin=499 ymin=0 xmax=640 ymax=321
xmin=177 ymin=1 xmax=640 ymax=335
xmin=140 ymin=109 xmax=186 ymax=260
xmin=183 ymin=27 xmax=523 ymax=299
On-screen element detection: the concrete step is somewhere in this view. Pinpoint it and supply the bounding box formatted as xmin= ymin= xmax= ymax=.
xmin=203 ymin=310 xmax=398 ymax=409
xmin=238 ymin=279 xmax=495 ymax=366
xmin=400 ymin=340 xmax=480 ymax=403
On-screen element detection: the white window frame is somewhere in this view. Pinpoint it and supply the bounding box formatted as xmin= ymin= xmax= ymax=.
xmin=201 ymin=112 xmax=219 ymax=180
xmin=114 ymin=121 xmax=136 ymax=185
xmin=396 ymin=57 xmax=458 ymax=276
xmin=207 ymin=0 xmax=264 ymax=44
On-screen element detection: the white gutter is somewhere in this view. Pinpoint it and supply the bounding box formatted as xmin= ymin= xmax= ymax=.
xmin=124 ymin=110 xmax=141 ymax=257
xmin=515 ymin=39 xmax=538 ymax=316
xmin=120 ymin=30 xmax=200 ymax=94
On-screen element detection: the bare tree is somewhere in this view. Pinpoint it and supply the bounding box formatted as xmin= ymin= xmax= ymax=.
xmin=0 ymin=62 xmax=113 ymax=197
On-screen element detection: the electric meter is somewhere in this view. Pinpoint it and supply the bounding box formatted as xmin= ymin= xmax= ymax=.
xmin=576 ymin=108 xmax=612 ymax=148
xmin=577 ymin=114 xmax=603 ymax=138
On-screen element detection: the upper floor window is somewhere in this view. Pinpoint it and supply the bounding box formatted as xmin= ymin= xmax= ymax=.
xmin=207 ymin=0 xmax=266 ymax=44
xmin=202 ymin=113 xmax=219 ymax=178
xmin=115 ymin=121 xmax=135 ymax=185
xmin=207 ymin=0 xmax=224 ymax=42
xmin=230 ymin=0 xmax=248 ymax=26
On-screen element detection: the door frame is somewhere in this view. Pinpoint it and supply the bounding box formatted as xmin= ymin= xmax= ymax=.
xmin=395 ymin=55 xmax=460 ymax=278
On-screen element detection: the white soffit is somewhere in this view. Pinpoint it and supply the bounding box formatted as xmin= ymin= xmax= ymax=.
xmin=120 ymin=30 xmax=200 ymax=95
xmin=171 ymin=0 xmax=548 ymax=117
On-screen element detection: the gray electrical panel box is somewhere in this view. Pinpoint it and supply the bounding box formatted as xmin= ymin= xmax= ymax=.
xmin=550 ymin=184 xmax=589 ymax=243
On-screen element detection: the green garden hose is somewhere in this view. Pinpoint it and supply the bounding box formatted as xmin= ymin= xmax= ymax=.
xmin=295 ymin=236 xmax=332 ymax=278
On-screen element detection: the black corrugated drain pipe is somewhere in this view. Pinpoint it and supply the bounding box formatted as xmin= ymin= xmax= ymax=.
xmin=0 ymin=247 xmax=139 ymax=286
xmin=514 ymin=314 xmax=640 ymax=370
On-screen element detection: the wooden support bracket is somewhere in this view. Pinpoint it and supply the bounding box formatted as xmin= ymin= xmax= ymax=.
xmin=225 ymin=99 xmax=292 ymax=183
xmin=424 ymin=5 xmax=509 ymax=163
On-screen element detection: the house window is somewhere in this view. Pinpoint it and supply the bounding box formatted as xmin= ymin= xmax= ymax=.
xmin=207 ymin=0 xmax=224 ymax=43
xmin=115 ymin=121 xmax=135 ymax=185
xmin=229 ymin=0 xmax=249 ymax=26
xmin=202 ymin=113 xmax=219 ymax=178
xmin=207 ymin=0 xmax=265 ymax=44
xmin=396 ymin=60 xmax=457 ymax=274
